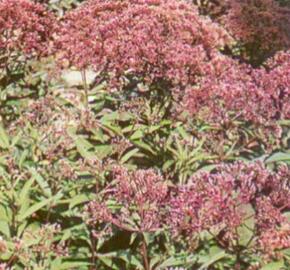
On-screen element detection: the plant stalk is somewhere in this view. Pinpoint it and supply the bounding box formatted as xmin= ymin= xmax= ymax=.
xmin=81 ymin=69 xmax=89 ymax=108
xmin=141 ymin=235 xmax=150 ymax=270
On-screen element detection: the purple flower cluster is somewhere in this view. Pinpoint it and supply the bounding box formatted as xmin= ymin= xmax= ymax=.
xmin=85 ymin=166 xmax=168 ymax=233
xmin=220 ymin=0 xmax=290 ymax=61
xmin=55 ymin=0 xmax=230 ymax=89
xmin=169 ymin=162 xmax=290 ymax=256
xmin=55 ymin=0 xmax=289 ymax=133
xmin=193 ymin=0 xmax=290 ymax=63
xmin=85 ymin=162 xmax=290 ymax=257
xmin=0 ymin=0 xmax=55 ymax=59
xmin=184 ymin=50 xmax=290 ymax=125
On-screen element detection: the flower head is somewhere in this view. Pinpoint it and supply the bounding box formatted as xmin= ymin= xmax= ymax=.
xmin=85 ymin=167 xmax=168 ymax=232
xmin=0 ymin=0 xmax=55 ymax=59
xmin=169 ymin=162 xmax=290 ymax=254
xmin=56 ymin=0 xmax=230 ymax=89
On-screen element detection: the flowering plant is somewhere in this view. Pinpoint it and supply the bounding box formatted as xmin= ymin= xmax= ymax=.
xmin=0 ymin=0 xmax=289 ymax=269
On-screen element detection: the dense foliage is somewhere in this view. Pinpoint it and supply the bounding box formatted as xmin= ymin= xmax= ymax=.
xmin=0 ymin=0 xmax=289 ymax=269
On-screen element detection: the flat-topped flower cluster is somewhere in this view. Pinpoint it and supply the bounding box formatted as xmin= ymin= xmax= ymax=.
xmin=84 ymin=162 xmax=290 ymax=258
xmin=1 ymin=0 xmax=289 ymax=127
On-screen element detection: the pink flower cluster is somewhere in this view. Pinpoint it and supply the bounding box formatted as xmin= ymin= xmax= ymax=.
xmin=55 ymin=0 xmax=230 ymax=89
xmin=220 ymin=0 xmax=290 ymax=62
xmin=193 ymin=0 xmax=290 ymax=63
xmin=85 ymin=162 xmax=290 ymax=256
xmin=184 ymin=50 xmax=290 ymax=125
xmin=55 ymin=0 xmax=289 ymax=130
xmin=169 ymin=162 xmax=290 ymax=255
xmin=0 ymin=0 xmax=55 ymax=59
xmin=85 ymin=166 xmax=168 ymax=233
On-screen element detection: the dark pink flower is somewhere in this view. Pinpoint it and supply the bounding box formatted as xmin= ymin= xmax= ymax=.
xmin=0 ymin=0 xmax=55 ymax=59
xmin=169 ymin=162 xmax=290 ymax=254
xmin=85 ymin=167 xmax=168 ymax=233
xmin=258 ymin=226 xmax=290 ymax=257
xmin=55 ymin=0 xmax=230 ymax=89
xmin=193 ymin=0 xmax=290 ymax=64
xmin=184 ymin=51 xmax=290 ymax=126
xmin=221 ymin=0 xmax=290 ymax=63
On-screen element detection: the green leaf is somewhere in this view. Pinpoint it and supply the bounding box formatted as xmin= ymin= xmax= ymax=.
xmin=91 ymin=129 xmax=106 ymax=143
xmin=119 ymin=112 xmax=133 ymax=121
xmin=157 ymin=254 xmax=197 ymax=269
xmin=61 ymin=230 xmax=72 ymax=242
xmin=150 ymin=255 xmax=162 ymax=269
xmin=18 ymin=149 xmax=29 ymax=168
xmin=11 ymin=130 xmax=23 ymax=147
xmin=18 ymin=177 xmax=35 ymax=217
xmin=0 ymin=124 xmax=9 ymax=149
xmin=162 ymin=160 xmax=174 ymax=171
xmin=98 ymin=258 xmax=119 ymax=270
xmin=120 ymin=148 xmax=139 ymax=164
xmin=68 ymin=127 xmax=98 ymax=160
xmin=0 ymin=204 xmax=11 ymax=223
xmin=195 ymin=164 xmax=217 ymax=174
xmin=19 ymin=176 xmax=35 ymax=204
xmin=0 ymin=220 xmax=10 ymax=237
xmin=132 ymin=140 xmax=156 ymax=155
xmin=260 ymin=261 xmax=284 ymax=270
xmin=130 ymin=130 xmax=144 ymax=140
xmin=69 ymin=194 xmax=90 ymax=209
xmin=58 ymin=261 xmax=91 ymax=270
xmin=95 ymin=145 xmax=113 ymax=160
xmin=101 ymin=122 xmax=122 ymax=136
xmin=266 ymin=152 xmax=290 ymax=164
xmin=198 ymin=247 xmax=228 ymax=270
xmin=176 ymin=126 xmax=190 ymax=140
xmin=51 ymin=258 xmax=62 ymax=270
xmin=28 ymin=167 xmax=52 ymax=197
xmin=278 ymin=120 xmax=290 ymax=126
xmin=284 ymin=212 xmax=290 ymax=222
xmin=100 ymin=111 xmax=119 ymax=121
xmin=129 ymin=232 xmax=138 ymax=245
xmin=17 ymin=194 xmax=61 ymax=222
xmin=98 ymin=251 xmax=144 ymax=269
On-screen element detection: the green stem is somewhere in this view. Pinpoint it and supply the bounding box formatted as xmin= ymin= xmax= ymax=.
xmin=141 ymin=235 xmax=150 ymax=270
xmin=81 ymin=69 xmax=89 ymax=108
